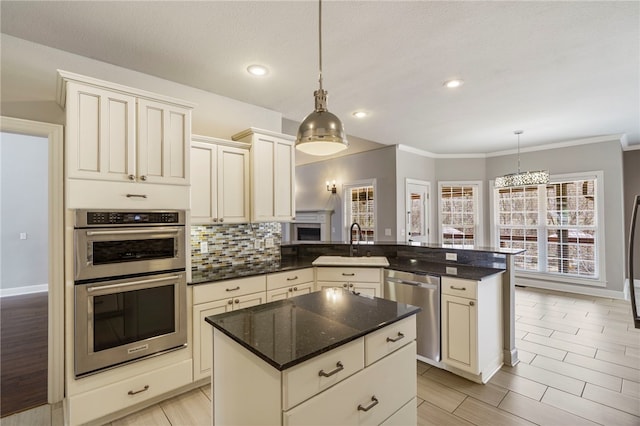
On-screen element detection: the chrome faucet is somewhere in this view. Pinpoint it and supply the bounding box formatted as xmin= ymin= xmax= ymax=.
xmin=349 ymin=222 xmax=362 ymax=256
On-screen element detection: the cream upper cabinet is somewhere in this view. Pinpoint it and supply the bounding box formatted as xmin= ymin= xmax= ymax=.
xmin=232 ymin=128 xmax=295 ymax=222
xmin=59 ymin=71 xmax=193 ymax=187
xmin=191 ymin=136 xmax=250 ymax=224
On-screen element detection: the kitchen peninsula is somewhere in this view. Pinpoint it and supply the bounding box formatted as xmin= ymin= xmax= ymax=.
xmin=205 ymin=289 xmax=421 ymax=425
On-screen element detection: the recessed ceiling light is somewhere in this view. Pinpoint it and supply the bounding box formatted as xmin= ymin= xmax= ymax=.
xmin=444 ymin=79 xmax=464 ymax=88
xmin=352 ymin=111 xmax=368 ymax=118
xmin=247 ymin=65 xmax=269 ymax=76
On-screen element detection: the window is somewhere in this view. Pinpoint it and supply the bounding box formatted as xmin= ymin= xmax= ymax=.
xmin=344 ymin=182 xmax=375 ymax=242
xmin=439 ymin=182 xmax=482 ymax=247
xmin=495 ymin=173 xmax=601 ymax=281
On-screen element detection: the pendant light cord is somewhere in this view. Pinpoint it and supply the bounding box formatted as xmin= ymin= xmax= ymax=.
xmin=318 ymin=0 xmax=323 ymax=91
xmin=515 ymin=130 xmax=523 ymax=174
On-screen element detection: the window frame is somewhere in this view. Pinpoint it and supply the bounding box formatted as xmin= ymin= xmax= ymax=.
xmin=438 ymin=181 xmax=483 ymax=248
xmin=490 ymin=171 xmax=606 ymax=287
xmin=343 ymin=178 xmax=377 ymax=242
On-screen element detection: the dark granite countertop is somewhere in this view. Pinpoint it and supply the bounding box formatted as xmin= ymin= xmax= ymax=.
xmin=205 ymin=289 xmax=421 ymax=370
xmin=386 ymin=257 xmax=505 ymax=281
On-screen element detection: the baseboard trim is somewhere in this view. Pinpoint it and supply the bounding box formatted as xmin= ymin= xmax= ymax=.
xmin=516 ymin=278 xmax=625 ymax=300
xmin=0 ymin=284 xmax=48 ymax=298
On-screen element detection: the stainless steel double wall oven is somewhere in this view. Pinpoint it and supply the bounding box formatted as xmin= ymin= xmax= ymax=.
xmin=74 ymin=210 xmax=187 ymax=377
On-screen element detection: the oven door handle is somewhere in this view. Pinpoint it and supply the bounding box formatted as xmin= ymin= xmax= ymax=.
xmin=86 ymin=275 xmax=182 ymax=293
xmin=85 ymin=228 xmax=181 ymax=236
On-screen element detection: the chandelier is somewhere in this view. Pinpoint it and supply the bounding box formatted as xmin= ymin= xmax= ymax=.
xmin=495 ymin=130 xmax=549 ymax=188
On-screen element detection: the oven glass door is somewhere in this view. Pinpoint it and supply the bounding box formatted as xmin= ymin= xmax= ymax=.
xmin=75 ymin=226 xmax=185 ymax=280
xmin=75 ymin=271 xmax=187 ymax=377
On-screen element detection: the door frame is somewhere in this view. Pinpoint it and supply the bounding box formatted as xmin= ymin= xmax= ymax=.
xmin=1 ymin=116 xmax=64 ymax=403
xmin=405 ymin=178 xmax=431 ymax=243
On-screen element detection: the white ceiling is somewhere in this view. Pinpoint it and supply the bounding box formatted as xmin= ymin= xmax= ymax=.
xmin=1 ymin=1 xmax=639 ymax=155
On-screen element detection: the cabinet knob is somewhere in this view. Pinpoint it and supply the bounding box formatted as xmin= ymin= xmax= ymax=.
xmin=213 ymin=218 xmax=218 ymax=223
xmin=128 ymin=174 xmax=135 ymax=181
xmin=140 ymin=175 xmax=147 ymax=181
xmin=219 ymin=218 xmax=224 ymax=223
xmin=227 ymin=300 xmax=233 ymax=305
xmin=343 ymin=283 xmax=348 ymax=288
xmin=349 ymin=283 xmax=354 ymax=288
xmin=289 ymin=288 xmax=293 ymax=292
xmin=234 ymin=299 xmax=240 ymax=304
xmin=293 ymin=286 xmax=298 ymax=291
xmin=469 ymin=301 xmax=475 ymax=306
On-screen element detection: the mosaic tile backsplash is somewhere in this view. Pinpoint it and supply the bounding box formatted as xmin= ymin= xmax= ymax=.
xmin=191 ymin=223 xmax=281 ymax=271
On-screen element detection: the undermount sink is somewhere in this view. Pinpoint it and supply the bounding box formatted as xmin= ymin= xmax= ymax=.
xmin=312 ymin=256 xmax=390 ymax=267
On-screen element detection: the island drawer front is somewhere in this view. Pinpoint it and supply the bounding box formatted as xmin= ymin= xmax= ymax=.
xmin=193 ymin=275 xmax=266 ymax=304
xmin=283 ymin=341 xmax=416 ymax=426
xmin=267 ymin=268 xmax=314 ymax=291
xmin=282 ymin=338 xmax=365 ymax=410
xmin=442 ymin=276 xmax=477 ymax=299
xmin=381 ymin=397 xmax=417 ymax=426
xmin=67 ymin=359 xmax=192 ymax=425
xmin=364 ymin=315 xmax=417 ymax=366
xmin=316 ymin=267 xmax=380 ymax=283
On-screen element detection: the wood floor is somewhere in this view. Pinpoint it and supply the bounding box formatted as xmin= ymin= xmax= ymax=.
xmin=4 ymin=287 xmax=639 ymax=425
xmin=0 ymin=292 xmax=48 ymax=418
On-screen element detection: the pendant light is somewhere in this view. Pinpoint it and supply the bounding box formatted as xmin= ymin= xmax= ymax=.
xmin=495 ymin=130 xmax=550 ymax=188
xmin=295 ymin=0 xmax=349 ymax=156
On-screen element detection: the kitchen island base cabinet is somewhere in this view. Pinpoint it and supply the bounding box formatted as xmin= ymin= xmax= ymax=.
xmin=441 ymin=274 xmax=503 ymax=384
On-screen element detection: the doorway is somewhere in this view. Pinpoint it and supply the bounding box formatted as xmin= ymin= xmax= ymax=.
xmin=0 ymin=117 xmax=64 ymax=417
xmin=406 ymin=179 xmax=430 ymax=243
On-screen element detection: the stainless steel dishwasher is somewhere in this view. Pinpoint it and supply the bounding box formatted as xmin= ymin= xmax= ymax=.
xmin=384 ymin=269 xmax=440 ymax=362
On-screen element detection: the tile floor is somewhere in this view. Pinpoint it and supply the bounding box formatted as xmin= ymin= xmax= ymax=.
xmin=3 ymin=286 xmax=639 ymax=426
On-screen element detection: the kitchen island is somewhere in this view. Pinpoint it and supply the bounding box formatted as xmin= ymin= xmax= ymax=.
xmin=205 ymin=289 xmax=421 ymax=425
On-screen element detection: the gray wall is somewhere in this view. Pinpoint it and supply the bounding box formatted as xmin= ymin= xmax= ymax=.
xmin=487 ymin=138 xmax=626 ymax=294
xmin=0 ymin=132 xmax=48 ymax=290
xmin=624 ymin=149 xmax=640 ymax=279
xmin=295 ymin=146 xmax=397 ymax=242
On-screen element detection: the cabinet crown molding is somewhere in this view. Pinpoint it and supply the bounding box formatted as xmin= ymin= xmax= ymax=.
xmin=231 ymin=127 xmax=296 ymax=142
xmin=56 ymin=69 xmax=197 ymax=109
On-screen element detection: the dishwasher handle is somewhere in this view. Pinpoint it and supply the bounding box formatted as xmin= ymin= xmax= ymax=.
xmin=385 ymin=276 xmax=439 ymax=290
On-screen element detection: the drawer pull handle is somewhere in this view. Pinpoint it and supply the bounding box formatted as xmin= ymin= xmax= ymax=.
xmin=342 ymin=273 xmax=355 ymax=276
xmin=357 ymin=396 xmax=379 ymax=412
xmin=226 ymin=286 xmax=240 ymax=292
xmin=126 ymin=193 xmax=147 ymax=199
xmin=286 ymin=276 xmax=298 ymax=281
xmin=450 ymin=286 xmax=466 ymax=291
xmin=318 ymin=361 xmax=344 ymax=377
xmin=386 ymin=332 xmax=405 ymax=343
xmin=128 ymin=385 xmax=149 ymax=396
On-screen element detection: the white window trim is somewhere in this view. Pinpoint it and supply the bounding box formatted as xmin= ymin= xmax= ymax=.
xmin=343 ymin=178 xmax=377 ymax=241
xmin=438 ymin=180 xmax=483 ymax=247
xmin=405 ymin=178 xmax=431 ymax=243
xmin=490 ymin=170 xmax=606 ymax=287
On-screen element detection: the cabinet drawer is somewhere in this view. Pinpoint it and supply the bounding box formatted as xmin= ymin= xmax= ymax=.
xmin=67 ymin=359 xmax=192 ymax=425
xmin=316 ymin=267 xmax=380 ymax=283
xmin=193 ymin=275 xmax=266 ymax=304
xmin=267 ymin=268 xmax=314 ymax=291
xmin=284 ymin=341 xmax=416 ymax=426
xmin=365 ymin=315 xmax=416 ymax=366
xmin=380 ymin=397 xmax=417 ymax=426
xmin=283 ymin=338 xmax=364 ymax=410
xmin=442 ymin=276 xmax=477 ymax=299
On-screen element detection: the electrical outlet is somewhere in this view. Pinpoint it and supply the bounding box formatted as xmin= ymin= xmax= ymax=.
xmin=446 ymin=252 xmax=457 ymax=261
xmin=254 ymin=239 xmax=262 ymax=250
xmin=446 ymin=266 xmax=458 ymax=275
xmin=200 ymin=241 xmax=208 ymax=254
xmin=19 ymin=232 xmax=27 ymax=240
xmin=265 ymin=237 xmax=274 ymax=248
xmin=384 ymin=228 xmax=391 ymax=236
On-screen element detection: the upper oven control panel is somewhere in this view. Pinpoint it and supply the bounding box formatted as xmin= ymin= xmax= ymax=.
xmin=75 ymin=210 xmax=185 ymax=227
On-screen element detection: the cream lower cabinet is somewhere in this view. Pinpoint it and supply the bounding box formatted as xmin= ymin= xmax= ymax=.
xmin=441 ymin=274 xmax=503 ymax=384
xmin=190 ymin=135 xmax=250 ymax=224
xmin=212 ymin=315 xmax=417 ymax=426
xmin=192 ymin=276 xmax=266 ymax=381
xmin=316 ymin=267 xmax=382 ymax=297
xmin=266 ymin=268 xmax=314 ymax=302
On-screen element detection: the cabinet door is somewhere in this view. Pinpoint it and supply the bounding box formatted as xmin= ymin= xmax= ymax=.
xmin=231 ymin=291 xmax=266 ymax=310
xmin=441 ymin=293 xmax=478 ymax=374
xmin=138 ymin=99 xmax=190 ymax=185
xmin=193 ymin=299 xmax=232 ymax=381
xmin=273 ymin=138 xmax=295 ymax=220
xmin=290 ymin=282 xmax=314 ymax=297
xmin=218 ymin=145 xmax=250 ymax=223
xmin=66 ymin=81 xmax=136 ymax=181
xmin=190 ymin=142 xmax=217 ymax=223
xmin=266 ymin=287 xmax=290 ymax=302
xmin=251 ymin=135 xmax=275 ymax=221
xmin=316 ymin=281 xmax=379 ymax=297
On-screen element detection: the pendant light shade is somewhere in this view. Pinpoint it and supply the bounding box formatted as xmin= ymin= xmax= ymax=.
xmin=495 ymin=130 xmax=549 ymax=188
xmin=296 ymin=0 xmax=349 ymax=156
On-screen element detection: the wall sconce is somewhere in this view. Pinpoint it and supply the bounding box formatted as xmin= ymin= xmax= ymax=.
xmin=326 ymin=180 xmax=337 ymax=194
